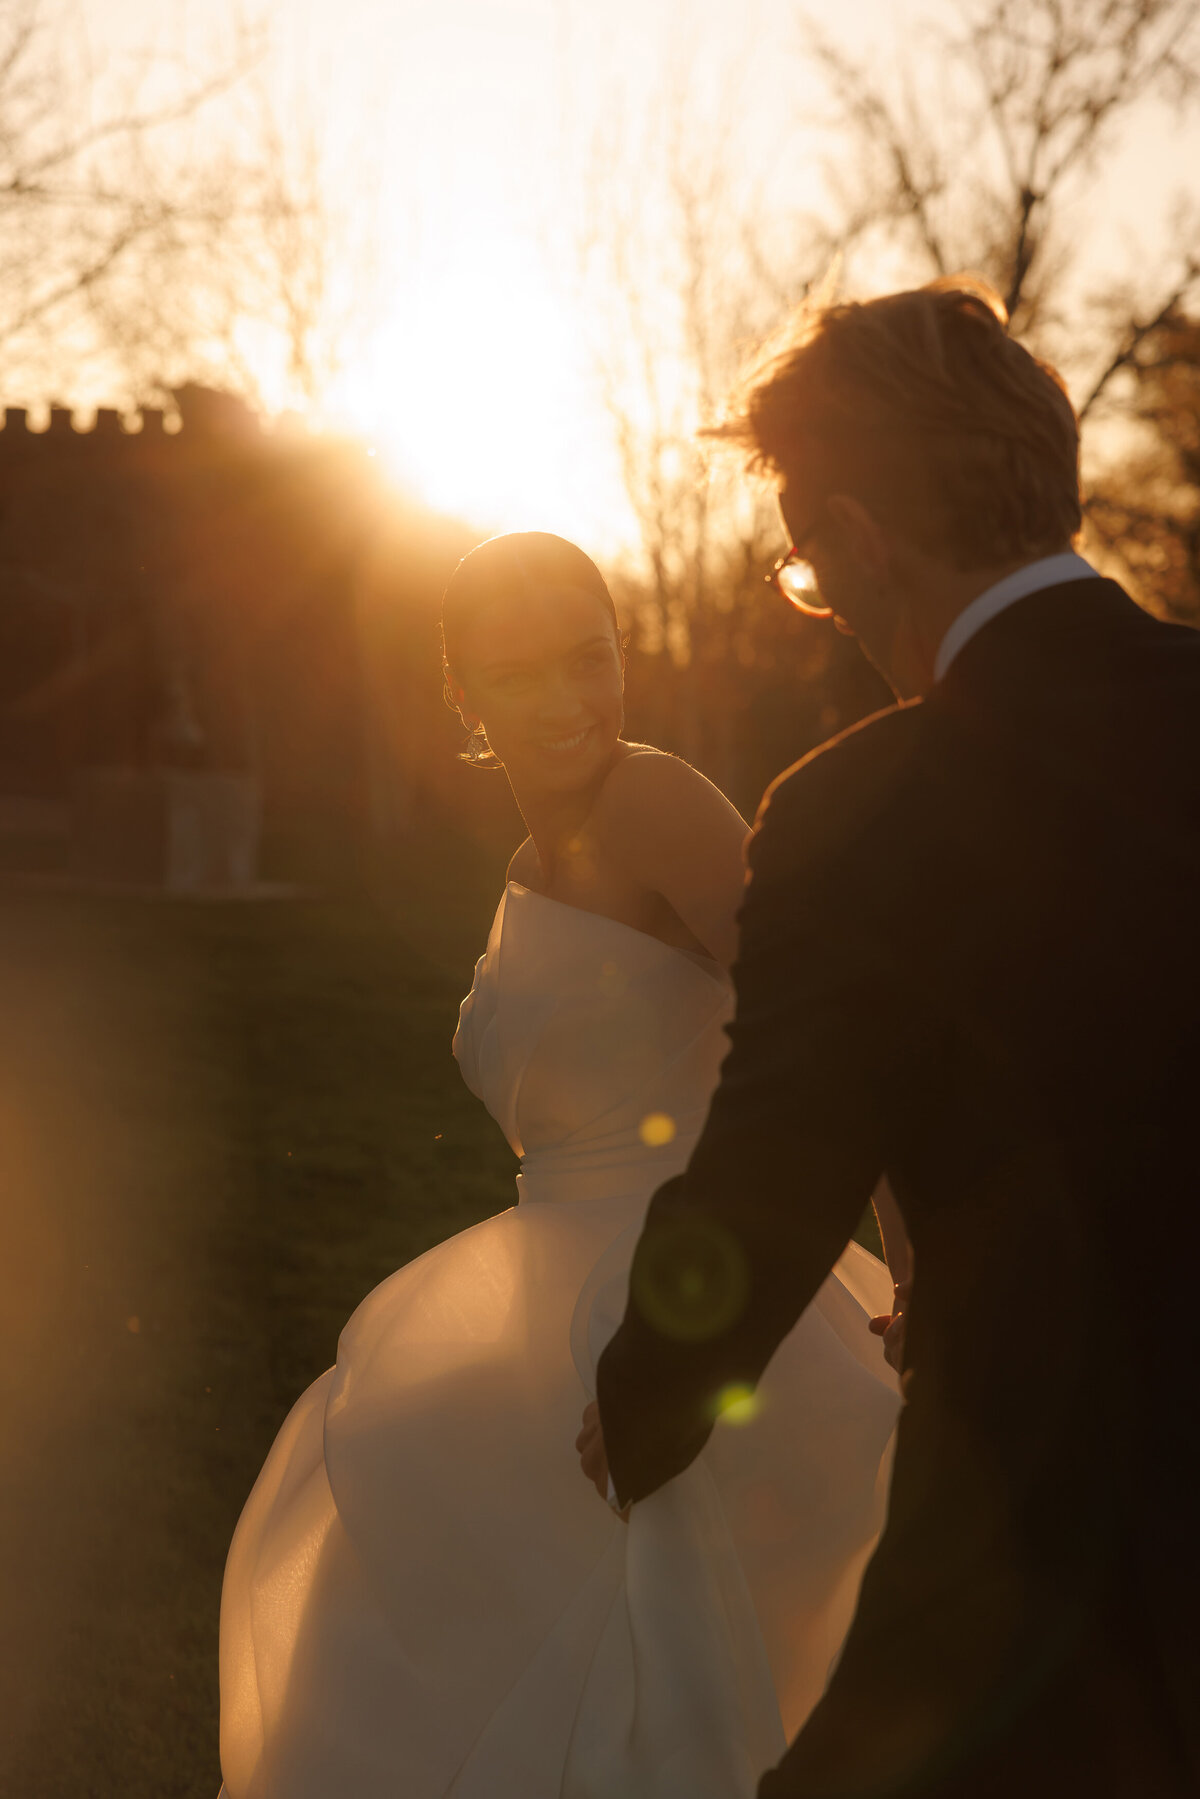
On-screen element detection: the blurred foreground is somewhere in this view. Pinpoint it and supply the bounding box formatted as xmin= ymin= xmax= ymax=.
xmin=0 ymin=855 xmax=517 ymax=1798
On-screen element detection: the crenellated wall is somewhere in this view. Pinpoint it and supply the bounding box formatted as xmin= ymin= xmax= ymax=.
xmin=0 ymin=386 xmax=374 ymax=882
xmin=1 ymin=405 xmax=165 ymax=439
xmin=0 ymin=384 xmax=489 ymax=888
xmin=1 ymin=387 xmax=263 ymax=448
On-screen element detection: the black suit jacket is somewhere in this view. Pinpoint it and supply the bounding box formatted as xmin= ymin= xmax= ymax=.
xmin=596 ymin=578 xmax=1200 ymax=1796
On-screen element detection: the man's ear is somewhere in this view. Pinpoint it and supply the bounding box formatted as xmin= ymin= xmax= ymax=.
xmin=825 ymin=494 xmax=891 ymax=580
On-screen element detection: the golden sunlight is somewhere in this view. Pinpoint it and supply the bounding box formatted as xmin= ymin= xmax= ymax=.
xmin=331 ymin=209 xmax=624 ymax=547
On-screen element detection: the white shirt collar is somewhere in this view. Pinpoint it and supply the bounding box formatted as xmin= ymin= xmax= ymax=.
xmin=932 ymin=551 xmax=1102 ymax=684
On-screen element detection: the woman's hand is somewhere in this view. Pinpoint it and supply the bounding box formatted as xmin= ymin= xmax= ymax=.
xmin=575 ymin=1401 xmax=631 ymax=1519
xmin=869 ymin=1276 xmax=912 ymax=1377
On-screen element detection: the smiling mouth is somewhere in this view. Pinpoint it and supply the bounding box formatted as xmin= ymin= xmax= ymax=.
xmin=539 ymin=726 xmax=593 ymax=753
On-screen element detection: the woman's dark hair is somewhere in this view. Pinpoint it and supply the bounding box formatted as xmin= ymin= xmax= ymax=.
xmin=441 ymin=532 xmax=621 ymax=767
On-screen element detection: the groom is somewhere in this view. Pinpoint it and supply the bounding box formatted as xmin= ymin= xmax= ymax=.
xmin=583 ymin=282 xmax=1200 ymax=1795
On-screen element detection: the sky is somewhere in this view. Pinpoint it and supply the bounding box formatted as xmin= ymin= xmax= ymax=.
xmin=85 ymin=0 xmax=1200 ymax=555
xmin=265 ymin=0 xmax=834 ymax=548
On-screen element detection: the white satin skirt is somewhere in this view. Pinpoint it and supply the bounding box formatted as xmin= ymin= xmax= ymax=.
xmin=218 ymin=1192 xmax=899 ymax=1799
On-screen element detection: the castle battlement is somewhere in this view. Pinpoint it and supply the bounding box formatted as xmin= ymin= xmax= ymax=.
xmin=1 ymin=386 xmax=266 ymax=447
xmin=3 ymin=405 xmax=164 ymax=438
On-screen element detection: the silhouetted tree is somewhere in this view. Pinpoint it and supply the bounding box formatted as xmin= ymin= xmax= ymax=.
xmin=0 ymin=1 xmax=342 ymax=412
xmin=1086 ymin=309 xmax=1200 ymax=623
xmin=575 ymin=71 xmax=853 ymax=792
xmin=799 ymin=0 xmax=1200 ymax=418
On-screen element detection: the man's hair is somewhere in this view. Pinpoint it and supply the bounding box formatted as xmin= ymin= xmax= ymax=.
xmin=708 ymin=277 xmax=1082 ymax=568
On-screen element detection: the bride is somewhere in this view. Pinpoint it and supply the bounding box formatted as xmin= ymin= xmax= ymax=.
xmin=218 ymin=531 xmax=903 ymax=1799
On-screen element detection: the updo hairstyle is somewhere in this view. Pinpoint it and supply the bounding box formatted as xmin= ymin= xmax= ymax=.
xmin=441 ymin=532 xmax=622 ymax=767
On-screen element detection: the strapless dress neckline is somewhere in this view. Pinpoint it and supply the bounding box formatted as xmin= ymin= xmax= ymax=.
xmin=505 ymin=880 xmax=728 ymax=982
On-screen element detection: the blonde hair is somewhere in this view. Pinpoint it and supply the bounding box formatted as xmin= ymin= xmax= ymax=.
xmin=709 ymin=277 xmax=1081 ymax=568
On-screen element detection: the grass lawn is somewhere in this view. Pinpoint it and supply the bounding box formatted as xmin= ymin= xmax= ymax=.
xmin=0 ymin=854 xmax=885 ymax=1798
xmin=0 ymin=862 xmax=517 ymax=1799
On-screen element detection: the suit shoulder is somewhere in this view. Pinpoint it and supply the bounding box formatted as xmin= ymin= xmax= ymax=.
xmin=757 ymin=702 xmax=922 ymax=837
xmin=745 ymin=701 xmax=925 ymax=888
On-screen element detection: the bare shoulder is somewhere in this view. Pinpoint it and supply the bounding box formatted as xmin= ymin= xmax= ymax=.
xmin=592 ymin=744 xmax=747 ymax=835
xmin=589 ymin=746 xmax=748 ymax=959
xmin=506 ymin=835 xmax=540 ymax=887
xmin=589 ymin=747 xmax=748 ymax=908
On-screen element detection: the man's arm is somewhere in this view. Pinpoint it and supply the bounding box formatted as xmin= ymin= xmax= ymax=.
xmin=596 ymin=743 xmax=910 ymax=1507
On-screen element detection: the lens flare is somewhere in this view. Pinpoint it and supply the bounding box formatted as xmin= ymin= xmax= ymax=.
xmin=638 ymin=1112 xmax=677 ymax=1147
xmin=631 ymin=1214 xmax=749 ymax=1342
xmin=564 ymin=834 xmax=598 ymax=882
xmin=713 ymin=1383 xmax=761 ymax=1426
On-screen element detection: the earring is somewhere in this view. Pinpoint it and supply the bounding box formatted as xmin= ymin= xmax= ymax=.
xmin=462 ymin=720 xmax=499 ymax=767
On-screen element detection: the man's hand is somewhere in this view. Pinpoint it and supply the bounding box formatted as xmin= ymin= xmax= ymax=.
xmin=575 ymin=1401 xmax=631 ymax=1519
xmin=869 ymin=1276 xmax=912 ymax=1377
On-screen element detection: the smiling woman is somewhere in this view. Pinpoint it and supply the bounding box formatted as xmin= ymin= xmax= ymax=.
xmin=441 ymin=530 xmax=625 ymax=779
xmin=435 ymin=529 xmax=753 ymax=966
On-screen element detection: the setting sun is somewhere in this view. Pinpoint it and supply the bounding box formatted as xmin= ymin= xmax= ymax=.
xmin=320 ymin=155 xmax=634 ymax=547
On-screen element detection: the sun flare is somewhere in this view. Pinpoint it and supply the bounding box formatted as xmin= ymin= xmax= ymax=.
xmin=330 ymin=212 xmax=626 ymax=550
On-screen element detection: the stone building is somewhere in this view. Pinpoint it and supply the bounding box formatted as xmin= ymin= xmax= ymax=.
xmin=0 ymin=389 xmax=401 ymax=889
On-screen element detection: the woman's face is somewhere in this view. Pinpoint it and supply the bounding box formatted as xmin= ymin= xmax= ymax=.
xmin=455 ymin=584 xmax=624 ymax=797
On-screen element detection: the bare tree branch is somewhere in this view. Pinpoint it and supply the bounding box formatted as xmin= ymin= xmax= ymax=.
xmin=0 ymin=0 xmax=322 ymax=405
xmin=799 ymin=0 xmax=1200 ymax=334
xmin=1077 ymin=257 xmax=1200 ymax=420
xmin=801 ymin=22 xmax=953 ymax=277
xmin=0 ymin=48 xmax=261 ymax=196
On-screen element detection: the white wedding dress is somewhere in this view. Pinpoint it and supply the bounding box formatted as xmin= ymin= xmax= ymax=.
xmin=218 ymin=884 xmax=901 ymax=1799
